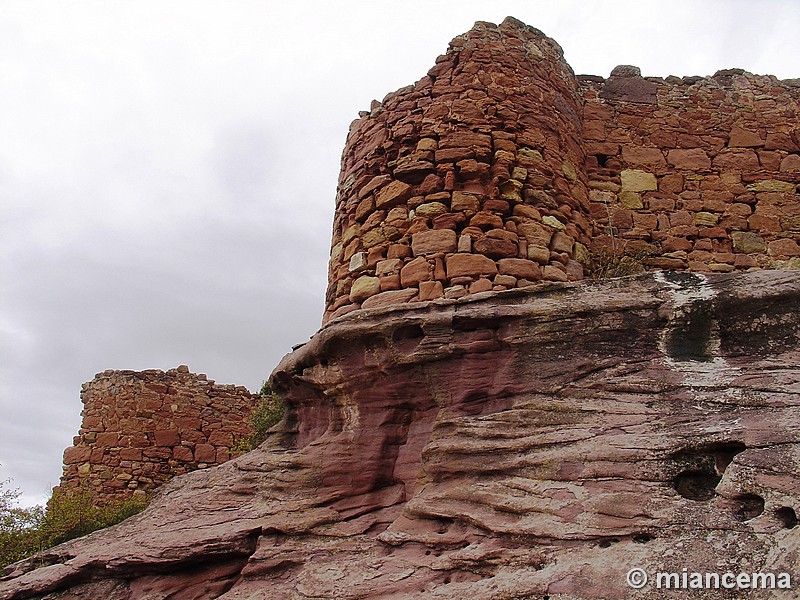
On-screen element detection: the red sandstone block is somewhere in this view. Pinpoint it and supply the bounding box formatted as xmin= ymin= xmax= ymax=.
xmin=768 ymin=238 xmax=800 ymax=257
xmin=713 ymin=150 xmax=760 ymax=170
xmin=95 ymin=432 xmax=120 ymax=446
xmin=207 ymin=430 xmax=233 ymax=446
xmin=728 ymin=126 xmax=764 ymax=148
xmin=667 ymin=149 xmax=711 ymax=170
xmin=400 ymin=257 xmax=433 ymax=287
xmin=194 ymin=444 xmax=216 ymax=463
xmin=498 ymin=258 xmax=541 ymax=280
xmin=474 ymin=236 xmax=518 ymax=259
xmin=154 ymin=430 xmax=180 ymax=447
xmin=412 ymin=229 xmax=457 ymax=256
xmin=215 ymin=448 xmax=231 ymax=463
xmin=173 ymin=446 xmax=194 ymax=462
xmin=649 ymin=197 xmax=676 ymax=211
xmin=622 ymin=146 xmax=666 ymax=167
xmin=375 ymin=180 xmax=413 ymax=210
xmin=698 ymin=227 xmax=728 ymax=239
xmin=418 ymin=280 xmax=444 ymax=301
xmin=765 ymin=132 xmax=799 ymax=152
xmin=119 ymin=448 xmax=142 ymax=461
xmin=63 ymin=446 xmax=91 ymax=464
xmin=446 ymin=254 xmax=498 ymax=278
xmin=609 ymin=208 xmax=633 ymax=229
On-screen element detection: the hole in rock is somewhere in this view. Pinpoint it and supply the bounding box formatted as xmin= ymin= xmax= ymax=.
xmin=731 ymin=494 xmax=765 ymax=521
xmin=776 ymin=507 xmax=798 ymax=529
xmin=632 ymin=533 xmax=654 ymax=544
xmin=671 ymin=441 xmax=746 ymax=500
xmin=598 ymin=537 xmax=619 ymax=548
xmin=674 ymin=470 xmax=720 ymax=501
xmin=713 ymin=442 xmax=747 ymax=473
xmin=595 ymin=154 xmax=609 ymax=167
xmin=436 ymin=518 xmax=454 ymax=534
xmin=392 ymin=324 xmax=425 ymax=353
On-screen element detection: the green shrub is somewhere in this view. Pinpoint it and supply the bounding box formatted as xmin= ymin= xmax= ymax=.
xmin=1 ymin=477 xmax=149 ymax=569
xmin=0 ymin=480 xmax=45 ymax=568
xmin=234 ymin=382 xmax=285 ymax=453
xmin=41 ymin=487 xmax=149 ymax=548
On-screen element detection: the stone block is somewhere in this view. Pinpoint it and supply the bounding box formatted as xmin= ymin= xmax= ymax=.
xmin=400 ymin=257 xmax=433 ymax=287
xmin=621 ymin=169 xmax=657 ymax=192
xmin=376 ymin=180 xmax=413 ymax=209
xmin=451 ymin=191 xmax=481 ymax=213
xmin=469 ymin=211 xmax=504 ymax=230
xmin=498 ymin=258 xmax=541 ymax=280
xmin=361 ymin=289 xmax=419 ymax=309
xmin=550 ymin=232 xmax=575 ymax=254
xmin=622 ymin=146 xmax=666 ymax=167
xmin=542 ymin=265 xmax=569 ymax=281
xmin=747 ymin=180 xmax=796 ymax=194
xmin=63 ymin=446 xmax=92 ymax=465
xmin=446 ymin=254 xmax=498 ymax=278
xmin=768 ymin=238 xmax=800 ymax=257
xmin=412 ymin=229 xmax=457 ymax=256
xmin=667 ymin=149 xmax=711 ymax=170
xmin=415 ymin=202 xmax=449 ymax=218
xmin=194 ymin=444 xmax=216 ymax=464
xmin=349 ymin=276 xmax=382 ymax=303
xmin=473 ymin=236 xmax=518 ymax=259
xmin=418 ymin=280 xmax=444 ymax=301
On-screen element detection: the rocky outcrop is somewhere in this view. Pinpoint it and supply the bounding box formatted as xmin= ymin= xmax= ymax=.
xmin=59 ymin=367 xmax=258 ymax=502
xmin=3 ymin=269 xmax=799 ymax=599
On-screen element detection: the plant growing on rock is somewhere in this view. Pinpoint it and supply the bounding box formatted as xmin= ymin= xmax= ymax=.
xmin=1 ymin=476 xmax=149 ymax=569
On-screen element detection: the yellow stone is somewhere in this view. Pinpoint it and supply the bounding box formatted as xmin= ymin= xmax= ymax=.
xmin=621 ymin=169 xmax=657 ymax=192
xmin=619 ymin=191 xmax=643 ymax=209
xmin=542 ymin=215 xmax=566 ymax=230
xmin=747 ymin=180 xmax=796 ymax=193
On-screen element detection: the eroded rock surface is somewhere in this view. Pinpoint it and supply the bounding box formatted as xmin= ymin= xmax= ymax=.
xmin=3 ymin=270 xmax=799 ymax=599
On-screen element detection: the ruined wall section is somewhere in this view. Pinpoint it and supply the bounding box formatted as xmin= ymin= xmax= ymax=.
xmin=580 ymin=68 xmax=800 ymax=271
xmin=60 ymin=366 xmax=258 ymax=502
xmin=324 ymin=18 xmax=800 ymax=322
xmin=325 ymin=17 xmax=592 ymax=323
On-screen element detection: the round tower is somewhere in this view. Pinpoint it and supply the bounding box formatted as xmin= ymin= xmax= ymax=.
xmin=325 ymin=17 xmax=591 ymax=323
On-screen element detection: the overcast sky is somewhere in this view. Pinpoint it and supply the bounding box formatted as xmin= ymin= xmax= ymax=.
xmin=1 ymin=0 xmax=798 ymax=507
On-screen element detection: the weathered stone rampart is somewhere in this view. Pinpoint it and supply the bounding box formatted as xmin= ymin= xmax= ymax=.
xmin=324 ymin=17 xmax=800 ymax=322
xmin=59 ymin=366 xmax=257 ymax=502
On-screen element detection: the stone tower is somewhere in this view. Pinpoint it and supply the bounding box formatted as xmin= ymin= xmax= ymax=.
xmin=325 ymin=16 xmax=800 ymax=323
xmin=325 ymin=17 xmax=592 ymax=322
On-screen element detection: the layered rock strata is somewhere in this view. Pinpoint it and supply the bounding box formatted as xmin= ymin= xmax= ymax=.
xmin=59 ymin=367 xmax=258 ymax=501
xmin=3 ymin=270 xmax=799 ymax=599
xmin=325 ymin=17 xmax=800 ymax=323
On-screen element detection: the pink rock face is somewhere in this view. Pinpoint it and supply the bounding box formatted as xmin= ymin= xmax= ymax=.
xmin=3 ymin=269 xmax=800 ymax=599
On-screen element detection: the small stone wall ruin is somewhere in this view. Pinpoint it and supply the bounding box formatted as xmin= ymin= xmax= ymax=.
xmin=324 ymin=17 xmax=800 ymax=323
xmin=59 ymin=366 xmax=258 ymax=502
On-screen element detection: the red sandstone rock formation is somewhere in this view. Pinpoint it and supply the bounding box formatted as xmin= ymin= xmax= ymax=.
xmin=2 ymin=270 xmax=799 ymax=599
xmin=59 ymin=366 xmax=258 ymax=502
xmin=3 ymin=17 xmax=800 ymax=600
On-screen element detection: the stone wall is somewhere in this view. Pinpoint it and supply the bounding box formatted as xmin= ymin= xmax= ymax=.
xmin=323 ymin=17 xmax=800 ymax=323
xmin=582 ymin=66 xmax=800 ymax=271
xmin=59 ymin=366 xmax=258 ymax=502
